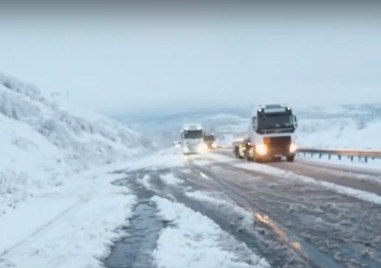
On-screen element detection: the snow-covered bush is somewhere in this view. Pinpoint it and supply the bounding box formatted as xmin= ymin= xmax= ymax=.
xmin=0 ymin=72 xmax=147 ymax=215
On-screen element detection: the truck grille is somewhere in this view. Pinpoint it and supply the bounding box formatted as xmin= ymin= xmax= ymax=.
xmin=268 ymin=136 xmax=291 ymax=155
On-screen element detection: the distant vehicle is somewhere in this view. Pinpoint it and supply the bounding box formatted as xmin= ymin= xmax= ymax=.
xmin=233 ymin=104 xmax=298 ymax=162
xmin=203 ymin=133 xmax=217 ymax=149
xmin=180 ymin=124 xmax=208 ymax=154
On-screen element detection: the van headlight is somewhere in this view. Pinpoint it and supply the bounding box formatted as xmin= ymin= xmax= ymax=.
xmin=290 ymin=143 xmax=297 ymax=153
xmin=256 ymin=144 xmax=267 ymax=156
xmin=197 ymin=143 xmax=208 ymax=154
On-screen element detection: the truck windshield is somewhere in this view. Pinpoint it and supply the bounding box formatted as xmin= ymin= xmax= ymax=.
xmin=183 ymin=130 xmax=203 ymax=139
xmin=203 ymin=135 xmax=215 ymax=142
xmin=258 ymin=114 xmax=294 ymax=130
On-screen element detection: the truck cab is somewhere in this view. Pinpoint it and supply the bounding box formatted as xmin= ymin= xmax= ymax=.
xmin=235 ymin=104 xmax=298 ymax=162
xmin=203 ymin=133 xmax=217 ymax=149
xmin=180 ymin=124 xmax=208 ymax=154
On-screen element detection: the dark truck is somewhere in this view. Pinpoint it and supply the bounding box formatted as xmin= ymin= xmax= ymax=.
xmin=203 ymin=133 xmax=217 ymax=149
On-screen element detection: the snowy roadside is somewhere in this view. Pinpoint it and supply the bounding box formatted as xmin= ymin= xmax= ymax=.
xmin=0 ymin=166 xmax=137 ymax=268
xmin=0 ymin=73 xmax=147 ymax=218
xmin=0 ymin=73 xmax=150 ymax=267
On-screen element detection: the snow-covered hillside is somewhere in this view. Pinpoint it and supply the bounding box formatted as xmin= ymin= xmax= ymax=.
xmin=0 ymin=73 xmax=147 ymax=216
xmin=120 ymin=110 xmax=249 ymax=148
xmin=296 ymin=105 xmax=381 ymax=149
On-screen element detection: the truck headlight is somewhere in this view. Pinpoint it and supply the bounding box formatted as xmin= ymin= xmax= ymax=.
xmin=256 ymin=144 xmax=267 ymax=156
xmin=197 ymin=143 xmax=208 ymax=154
xmin=290 ymin=143 xmax=297 ymax=153
xmin=211 ymin=142 xmax=217 ymax=149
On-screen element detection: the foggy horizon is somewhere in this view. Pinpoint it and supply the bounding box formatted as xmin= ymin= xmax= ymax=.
xmin=1 ymin=1 xmax=381 ymax=116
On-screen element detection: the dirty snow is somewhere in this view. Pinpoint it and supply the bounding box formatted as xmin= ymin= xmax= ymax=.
xmin=186 ymin=191 xmax=255 ymax=227
xmin=159 ymin=173 xmax=183 ymax=186
xmin=152 ymin=196 xmax=269 ymax=268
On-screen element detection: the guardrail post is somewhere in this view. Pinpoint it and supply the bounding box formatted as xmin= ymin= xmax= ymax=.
xmin=298 ymin=148 xmax=380 ymax=162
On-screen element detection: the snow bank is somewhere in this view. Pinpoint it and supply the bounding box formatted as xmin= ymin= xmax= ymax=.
xmin=0 ymin=72 xmax=146 ymax=215
xmin=0 ymin=72 xmax=148 ymax=267
xmin=0 ymin=170 xmax=137 ymax=268
xmin=123 ymin=147 xmax=185 ymax=171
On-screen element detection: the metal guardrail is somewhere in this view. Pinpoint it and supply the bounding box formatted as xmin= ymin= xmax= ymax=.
xmin=297 ymin=148 xmax=381 ymax=163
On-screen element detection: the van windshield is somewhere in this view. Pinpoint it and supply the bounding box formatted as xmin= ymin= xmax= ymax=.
xmin=183 ymin=130 xmax=203 ymax=139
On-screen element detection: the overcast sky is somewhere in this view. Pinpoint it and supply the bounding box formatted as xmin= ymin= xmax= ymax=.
xmin=0 ymin=2 xmax=380 ymax=116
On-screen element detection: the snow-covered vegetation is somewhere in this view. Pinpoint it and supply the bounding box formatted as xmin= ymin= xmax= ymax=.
xmin=0 ymin=73 xmax=147 ymax=216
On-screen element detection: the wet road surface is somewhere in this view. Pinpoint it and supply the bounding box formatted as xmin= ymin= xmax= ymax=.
xmin=104 ymin=151 xmax=381 ymax=268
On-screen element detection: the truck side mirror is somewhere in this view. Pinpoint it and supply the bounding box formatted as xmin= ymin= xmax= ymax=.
xmin=293 ymin=116 xmax=298 ymax=129
xmin=252 ymin=117 xmax=257 ymax=130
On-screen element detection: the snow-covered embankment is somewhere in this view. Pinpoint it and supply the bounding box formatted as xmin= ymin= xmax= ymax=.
xmin=0 ymin=73 xmax=146 ymax=267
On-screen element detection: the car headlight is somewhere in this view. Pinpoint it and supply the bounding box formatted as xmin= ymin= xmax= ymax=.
xmin=211 ymin=142 xmax=217 ymax=149
xmin=290 ymin=143 xmax=297 ymax=153
xmin=197 ymin=143 xmax=208 ymax=154
xmin=256 ymin=144 xmax=267 ymax=156
xmin=183 ymin=147 xmax=190 ymax=153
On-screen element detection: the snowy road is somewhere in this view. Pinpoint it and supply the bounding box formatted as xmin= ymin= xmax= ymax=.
xmin=105 ymin=149 xmax=381 ymax=268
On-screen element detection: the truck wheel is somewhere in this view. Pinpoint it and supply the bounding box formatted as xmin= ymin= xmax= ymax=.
xmin=245 ymin=147 xmax=253 ymax=161
xmin=253 ymin=155 xmax=263 ymax=163
xmin=287 ymin=155 xmax=295 ymax=162
xmin=233 ymin=146 xmax=240 ymax=158
xmin=244 ymin=150 xmax=249 ymax=161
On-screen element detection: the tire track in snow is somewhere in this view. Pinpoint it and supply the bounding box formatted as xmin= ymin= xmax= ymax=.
xmin=143 ymin=168 xmax=309 ymax=268
xmin=192 ymin=161 xmax=381 ymax=268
